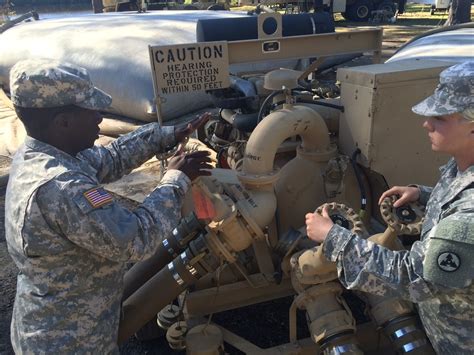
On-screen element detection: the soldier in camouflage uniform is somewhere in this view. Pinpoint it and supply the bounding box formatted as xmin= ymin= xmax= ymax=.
xmin=306 ymin=61 xmax=474 ymax=354
xmin=5 ymin=59 xmax=213 ymax=353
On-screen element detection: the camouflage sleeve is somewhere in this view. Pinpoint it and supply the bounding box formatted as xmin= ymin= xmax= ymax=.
xmin=77 ymin=123 xmax=176 ymax=183
xmin=424 ymin=188 xmax=474 ymax=288
xmin=416 ymin=185 xmax=433 ymax=206
xmin=323 ymin=188 xmax=474 ymax=301
xmin=423 ymin=215 xmax=473 ymax=289
xmin=323 ymin=224 xmax=435 ymax=302
xmin=36 ymin=169 xmax=190 ymax=263
xmin=409 ymin=184 xmax=433 ymax=206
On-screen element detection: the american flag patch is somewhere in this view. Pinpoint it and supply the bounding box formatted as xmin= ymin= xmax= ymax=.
xmin=83 ymin=187 xmax=113 ymax=208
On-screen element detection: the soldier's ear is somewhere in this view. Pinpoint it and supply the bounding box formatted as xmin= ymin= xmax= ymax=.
xmin=52 ymin=111 xmax=71 ymax=129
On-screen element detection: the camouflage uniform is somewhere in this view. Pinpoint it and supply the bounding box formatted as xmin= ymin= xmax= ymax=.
xmin=323 ymin=61 xmax=474 ymax=354
xmin=6 ymin=60 xmax=191 ymax=353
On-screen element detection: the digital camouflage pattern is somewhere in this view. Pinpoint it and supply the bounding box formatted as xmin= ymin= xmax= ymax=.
xmin=412 ymin=60 xmax=474 ymax=118
xmin=323 ymin=158 xmax=474 ymax=354
xmin=5 ymin=123 xmax=191 ymax=353
xmin=9 ymin=59 xmax=112 ymax=110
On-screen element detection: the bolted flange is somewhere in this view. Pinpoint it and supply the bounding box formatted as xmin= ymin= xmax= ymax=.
xmin=166 ymin=321 xmax=188 ymax=351
xmin=157 ymin=304 xmax=181 ymax=330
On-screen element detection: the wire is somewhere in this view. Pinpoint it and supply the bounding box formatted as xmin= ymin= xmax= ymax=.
xmin=257 ymin=90 xmax=284 ymax=124
xmin=351 ymin=149 xmax=367 ymax=218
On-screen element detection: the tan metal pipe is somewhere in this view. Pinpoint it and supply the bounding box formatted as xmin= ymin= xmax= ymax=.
xmin=298 ymin=97 xmax=341 ymax=134
xmin=242 ymin=104 xmax=331 ymax=176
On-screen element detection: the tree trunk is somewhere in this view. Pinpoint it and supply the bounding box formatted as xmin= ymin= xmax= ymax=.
xmin=444 ymin=0 xmax=471 ymax=26
xmin=91 ymin=0 xmax=104 ymax=13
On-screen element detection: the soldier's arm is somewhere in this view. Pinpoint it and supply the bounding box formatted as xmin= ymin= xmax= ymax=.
xmin=323 ymin=203 xmax=473 ymax=302
xmin=412 ymin=185 xmax=433 ymax=206
xmin=77 ymin=123 xmax=177 ymax=183
xmin=36 ymin=169 xmax=190 ymax=263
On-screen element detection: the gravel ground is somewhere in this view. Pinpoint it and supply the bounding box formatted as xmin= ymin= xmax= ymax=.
xmin=0 ymin=156 xmax=15 ymax=355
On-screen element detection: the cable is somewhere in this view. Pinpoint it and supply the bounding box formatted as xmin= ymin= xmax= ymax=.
xmin=257 ymin=90 xmax=284 ymax=124
xmin=351 ymin=149 xmax=367 ymax=218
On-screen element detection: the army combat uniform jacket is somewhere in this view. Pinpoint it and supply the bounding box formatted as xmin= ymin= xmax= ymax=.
xmin=323 ymin=158 xmax=474 ymax=354
xmin=5 ymin=123 xmax=190 ymax=354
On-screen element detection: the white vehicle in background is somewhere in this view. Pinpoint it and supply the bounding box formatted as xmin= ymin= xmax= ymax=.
xmin=238 ymin=0 xmax=405 ymax=21
xmin=430 ymin=0 xmax=451 ymax=14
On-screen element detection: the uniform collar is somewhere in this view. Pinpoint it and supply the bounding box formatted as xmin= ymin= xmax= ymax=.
xmin=23 ymin=136 xmax=99 ymax=179
xmin=439 ymin=157 xmax=474 ymax=205
xmin=24 ymin=136 xmax=80 ymax=164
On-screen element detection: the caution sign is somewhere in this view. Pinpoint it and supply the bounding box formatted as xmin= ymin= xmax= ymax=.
xmin=149 ymin=42 xmax=230 ymax=95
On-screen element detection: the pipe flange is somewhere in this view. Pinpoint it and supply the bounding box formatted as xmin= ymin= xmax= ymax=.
xmin=157 ymin=304 xmax=182 ymax=330
xmin=237 ymin=169 xmax=280 ymax=187
xmin=380 ymin=196 xmax=425 ymax=235
xmin=294 ymin=282 xmax=343 ymax=309
xmin=205 ymin=230 xmax=237 ymax=263
xmin=297 ymin=143 xmax=338 ymax=162
xmin=315 ymin=202 xmax=366 ymax=236
xmin=166 ymin=321 xmax=188 ymax=351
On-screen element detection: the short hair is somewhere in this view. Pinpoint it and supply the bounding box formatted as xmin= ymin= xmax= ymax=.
xmin=14 ymin=105 xmax=80 ymax=133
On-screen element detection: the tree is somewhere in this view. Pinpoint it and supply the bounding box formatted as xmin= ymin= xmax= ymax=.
xmin=91 ymin=0 xmax=104 ymax=13
xmin=444 ymin=0 xmax=471 ymax=26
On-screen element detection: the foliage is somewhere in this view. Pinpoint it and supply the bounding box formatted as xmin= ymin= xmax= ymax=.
xmin=0 ymin=0 xmax=15 ymax=21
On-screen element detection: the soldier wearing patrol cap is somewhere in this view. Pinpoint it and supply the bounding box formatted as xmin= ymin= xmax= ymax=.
xmin=305 ymin=60 xmax=474 ymax=354
xmin=5 ymin=58 xmax=213 ymax=353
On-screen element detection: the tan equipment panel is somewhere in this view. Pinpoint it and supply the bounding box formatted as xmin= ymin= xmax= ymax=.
xmin=337 ymin=59 xmax=456 ymax=186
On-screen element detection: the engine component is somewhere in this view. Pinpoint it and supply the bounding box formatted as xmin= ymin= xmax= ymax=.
xmin=316 ymin=202 xmax=367 ymax=236
xmin=364 ymin=294 xmax=435 ymax=354
xmin=157 ymin=304 xmax=182 ymax=330
xmin=380 ymin=195 xmax=425 ymax=235
xmin=290 ymin=203 xmax=366 ymax=285
xmin=360 ymin=200 xmax=434 ymax=354
xmin=185 ymin=324 xmax=225 ymax=355
xmin=166 ymin=321 xmax=188 ymax=351
xmin=290 ymin=282 xmax=362 ymax=354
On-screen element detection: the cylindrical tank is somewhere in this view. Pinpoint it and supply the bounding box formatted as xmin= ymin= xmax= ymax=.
xmin=197 ymin=12 xmax=335 ymax=42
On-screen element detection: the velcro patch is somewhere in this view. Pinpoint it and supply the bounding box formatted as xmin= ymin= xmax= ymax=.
xmin=83 ymin=187 xmax=113 ymax=208
xmin=437 ymin=252 xmax=461 ymax=272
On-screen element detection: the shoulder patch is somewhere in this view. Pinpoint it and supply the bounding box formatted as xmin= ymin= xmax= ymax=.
xmin=83 ymin=187 xmax=113 ymax=208
xmin=437 ymin=252 xmax=461 ymax=272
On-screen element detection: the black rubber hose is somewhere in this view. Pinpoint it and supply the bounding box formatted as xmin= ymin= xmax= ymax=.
xmin=295 ymin=98 xmax=344 ymax=112
xmin=257 ymin=90 xmax=284 ymax=124
xmin=270 ymin=98 xmax=344 ymax=112
xmin=351 ymin=149 xmax=367 ymax=215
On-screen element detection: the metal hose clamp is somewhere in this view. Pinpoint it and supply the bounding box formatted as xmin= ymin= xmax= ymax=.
xmin=401 ymin=339 xmax=427 ymax=353
xmin=168 ymin=262 xmax=184 ymax=286
xmin=180 ymin=251 xmax=198 ymax=276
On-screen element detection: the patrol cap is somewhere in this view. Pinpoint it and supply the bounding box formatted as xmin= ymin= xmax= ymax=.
xmin=9 ymin=58 xmax=112 ymax=110
xmin=412 ymin=60 xmax=474 ymax=120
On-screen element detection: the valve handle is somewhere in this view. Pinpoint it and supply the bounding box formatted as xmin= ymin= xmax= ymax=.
xmin=315 ymin=202 xmax=367 ymax=237
xmin=380 ymin=196 xmax=425 ymax=235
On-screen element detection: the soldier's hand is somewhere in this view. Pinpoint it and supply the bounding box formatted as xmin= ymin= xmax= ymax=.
xmin=305 ymin=206 xmax=334 ymax=244
xmin=378 ymin=186 xmax=420 ymax=208
xmin=167 ymin=150 xmax=213 ymax=181
xmin=174 ymin=112 xmax=211 ymax=143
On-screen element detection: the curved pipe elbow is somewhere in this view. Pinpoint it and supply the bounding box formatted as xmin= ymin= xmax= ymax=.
xmin=242 ymin=105 xmax=330 ymax=176
xmin=245 ymin=190 xmax=277 ymax=229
